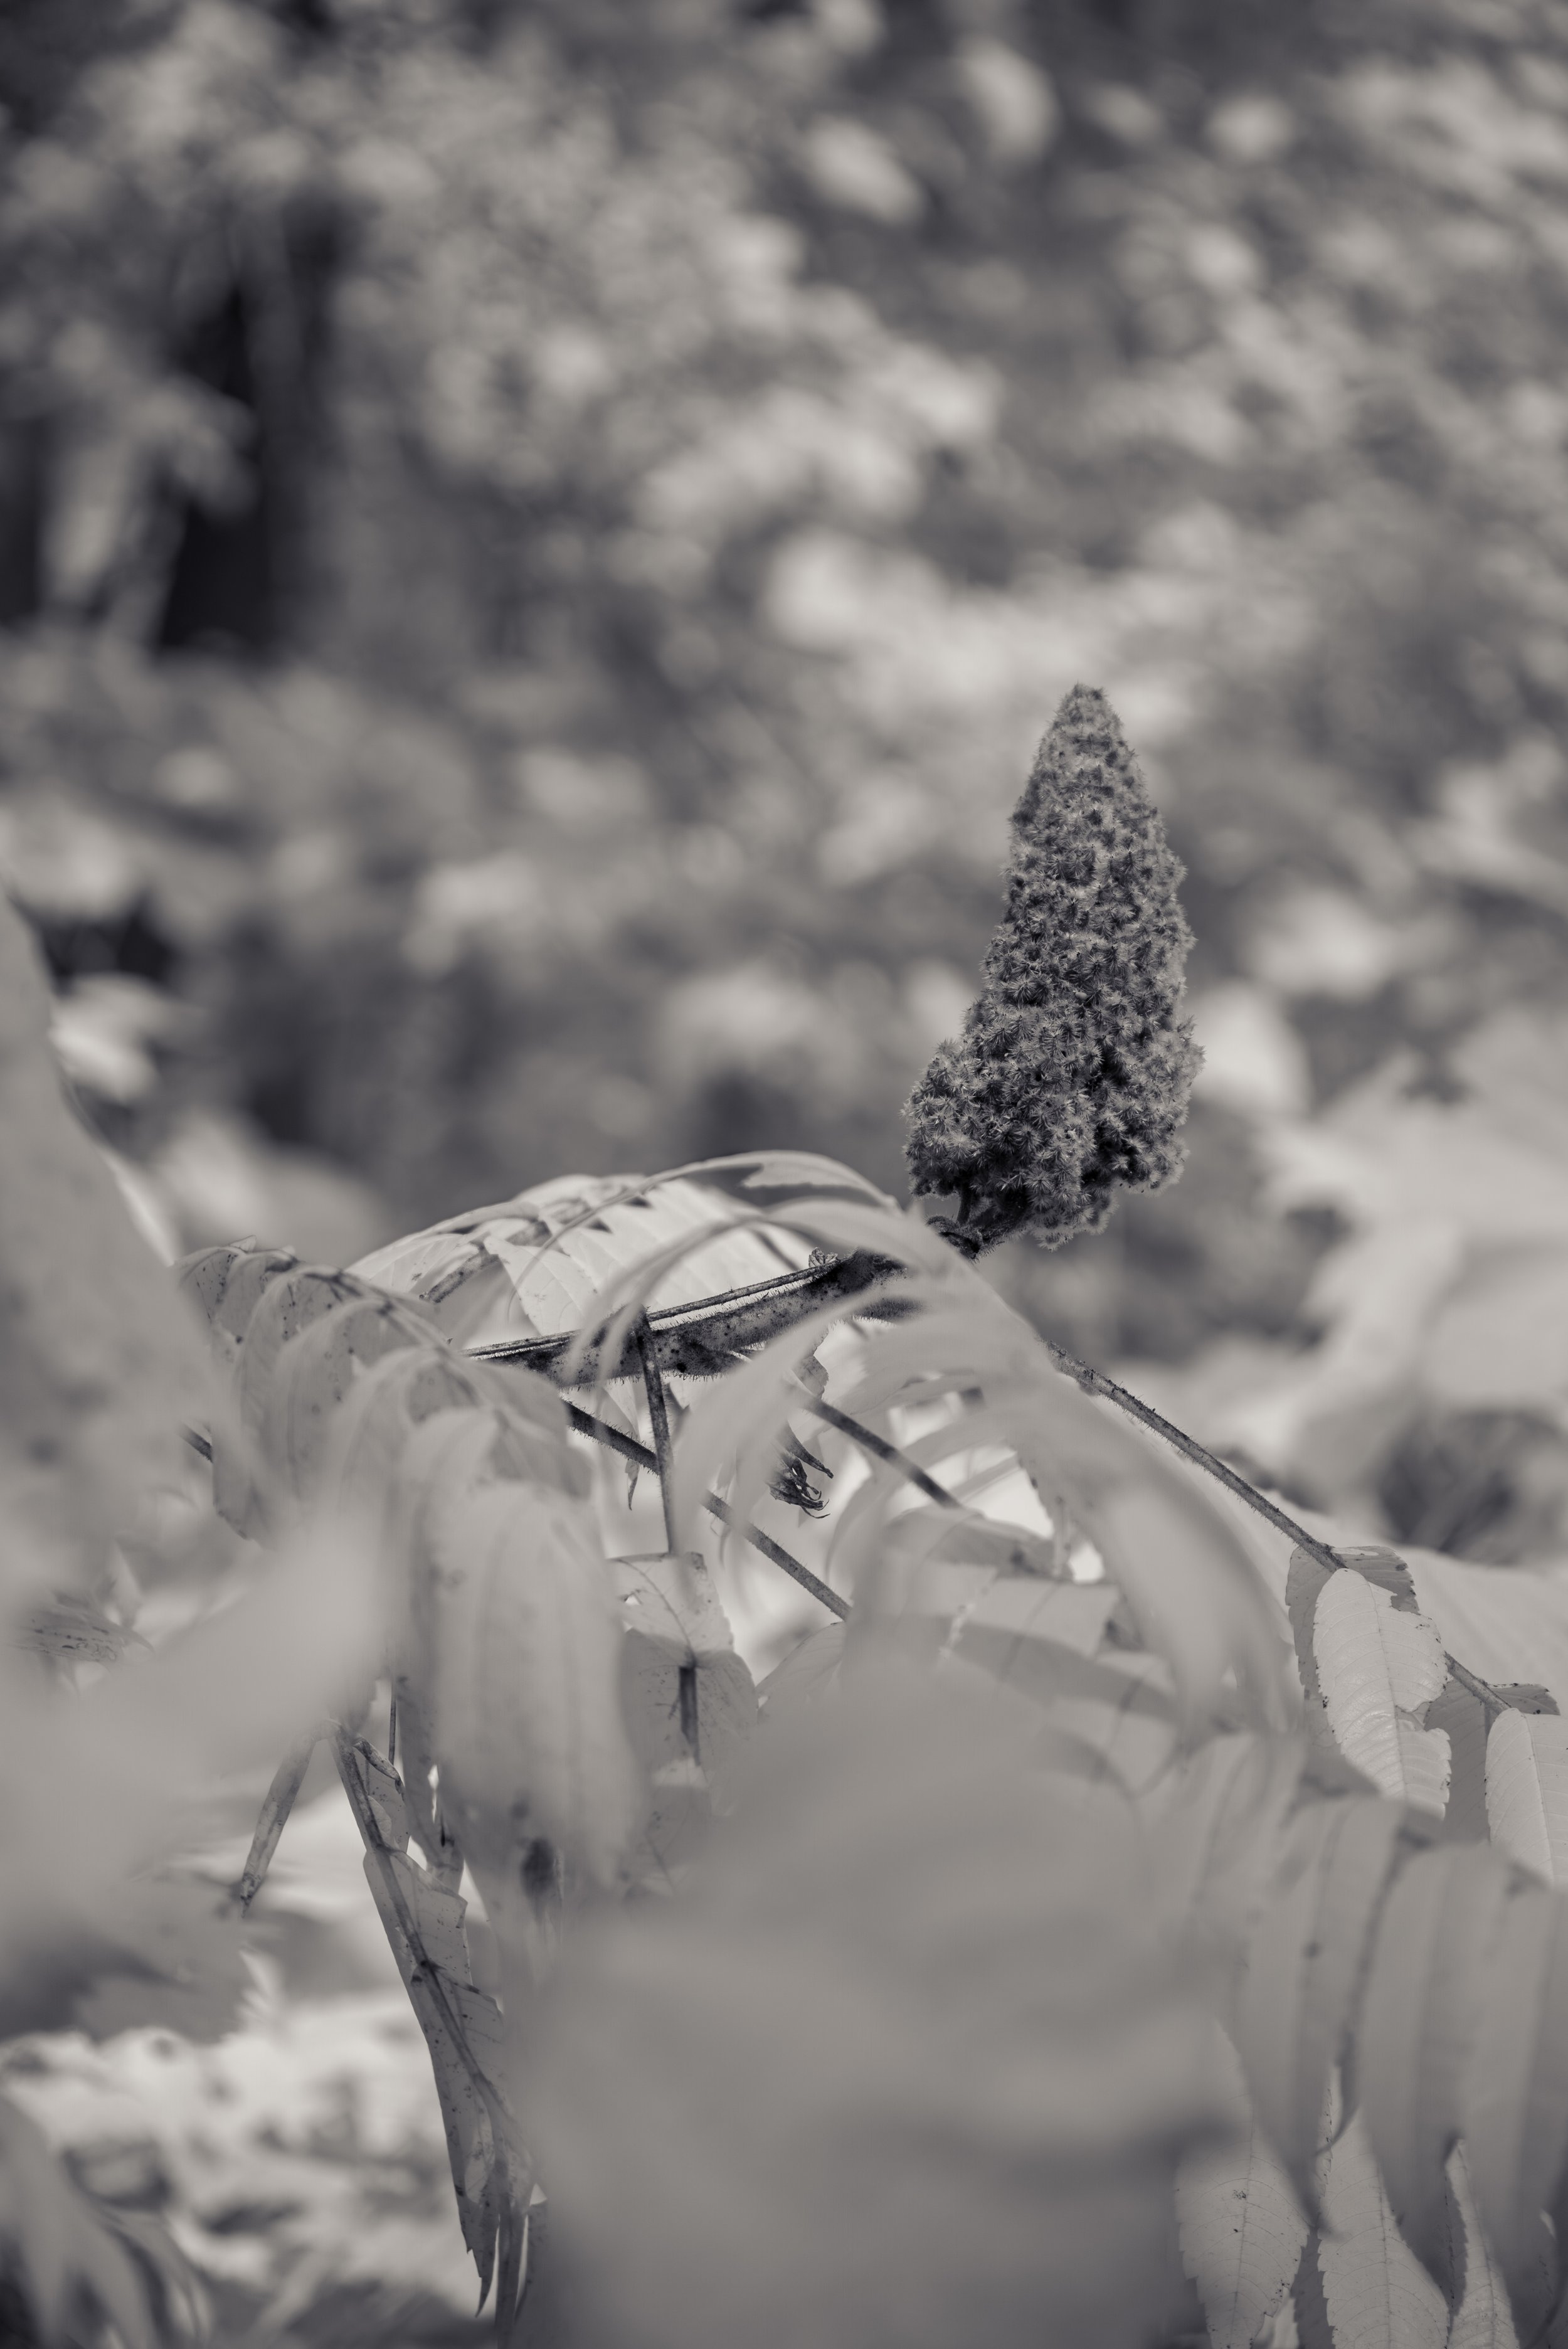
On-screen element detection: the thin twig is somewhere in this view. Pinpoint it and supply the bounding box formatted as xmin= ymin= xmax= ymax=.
xmin=1043 ymin=1337 xmax=1512 ymax=1708
xmin=798 ymin=1394 xmax=960 ymax=1511
xmin=1043 ymin=1339 xmax=1347 ymax=1572
xmin=633 ymin=1313 xmax=680 ymax=1553
xmin=564 ymin=1401 xmax=849 ymax=1621
xmin=702 ymin=1491 xmax=849 ymax=1621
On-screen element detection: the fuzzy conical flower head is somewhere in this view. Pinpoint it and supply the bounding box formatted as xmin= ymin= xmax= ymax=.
xmin=905 ymin=684 xmax=1200 ymax=1255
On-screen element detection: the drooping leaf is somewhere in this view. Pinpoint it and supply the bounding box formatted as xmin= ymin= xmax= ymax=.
xmin=14 ymin=1589 xmax=142 ymax=1670
xmin=427 ymin=1479 xmax=643 ymax=1891
xmin=322 ymin=1342 xmax=585 ymax=1553
xmin=1176 ymin=2025 xmax=1309 ymax=2349
xmin=1461 ymin=1884 xmax=1568 ymax=2338
xmin=1357 ymin=1842 xmax=1512 ymax=2291
xmin=950 ymin=1572 xmax=1120 ymax=1678
xmin=1234 ymin=1796 xmax=1409 ymax=2212
xmin=1404 ymin=1547 xmax=1568 ymax=1715
xmin=615 ymin=1549 xmax=758 ymax=1805
xmin=1152 ymin=1732 xmax=1306 ymax=1996
xmin=257 ymin=1290 xmax=439 ymax=1505
xmin=1485 ymin=1710 xmax=1568 ymax=1884
xmin=1446 ymin=2142 xmax=1519 ymax=2349
xmin=232 ymin=1726 xmax=320 ymax=1912
xmin=1316 ymin=2107 xmax=1449 ymax=2349
xmin=1313 ymin=1573 xmax=1450 ymax=1815
xmin=233 ymin=1265 xmax=381 ymax=1454
xmin=174 ymin=1239 xmax=298 ymax=1374
xmin=1295 ymin=2232 xmax=1335 ymax=2349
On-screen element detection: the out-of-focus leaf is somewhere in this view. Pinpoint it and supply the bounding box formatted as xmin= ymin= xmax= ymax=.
xmin=70 ymin=1870 xmax=254 ymax=2044
xmin=1461 ymin=1885 xmax=1568 ymax=2340
xmin=428 ymin=1480 xmax=642 ymax=1892
xmin=0 ymin=1511 xmax=377 ymax=2017
xmin=526 ymin=1667 xmax=1225 ymax=2349
xmin=1428 ymin=1678 xmax=1490 ymax=1843
xmin=1316 ymin=2107 xmax=1449 ymax=2349
xmin=322 ymin=1345 xmax=585 ymax=1553
xmin=1177 ymin=2027 xmax=1308 ymax=2349
xmin=1313 ymin=1572 xmax=1449 ymax=1815
xmin=1485 ymin=1710 xmax=1568 ymax=1884
xmin=174 ymin=1241 xmax=299 ymax=1373
xmin=0 ymin=2092 xmax=162 ymax=2349
xmin=756 ymin=1622 xmax=845 ymax=1721
xmin=1152 ymin=1732 xmax=1305 ymax=1993
xmin=234 ymin=1265 xmax=379 ymax=1453
xmin=0 ymin=896 xmax=215 ymax=1587
xmin=231 ymin=1725 xmax=319 ymax=1911
xmin=1234 ymin=1796 xmax=1408 ymax=2212
xmin=1357 ymin=1842 xmax=1511 ymax=2293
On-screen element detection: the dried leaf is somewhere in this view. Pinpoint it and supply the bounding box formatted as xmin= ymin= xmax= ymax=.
xmin=1357 ymin=1842 xmax=1511 ymax=2291
xmin=1313 ymin=1574 xmax=1450 ymax=1814
xmin=1317 ymin=2106 xmax=1449 ymax=2348
xmin=1485 ymin=1710 xmax=1568 ymax=1884
xmin=1234 ymin=1797 xmax=1408 ymax=2213
xmin=1177 ymin=2026 xmax=1309 ymax=2349
xmin=756 ymin=1623 xmax=846 ymax=1721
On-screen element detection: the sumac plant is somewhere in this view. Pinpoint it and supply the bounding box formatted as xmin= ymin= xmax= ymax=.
xmin=6 ymin=691 xmax=1568 ymax=2349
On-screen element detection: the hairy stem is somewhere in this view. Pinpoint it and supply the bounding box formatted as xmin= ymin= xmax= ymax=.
xmin=1042 ymin=1337 xmax=1508 ymax=1708
xmin=633 ymin=1313 xmax=680 ymax=1553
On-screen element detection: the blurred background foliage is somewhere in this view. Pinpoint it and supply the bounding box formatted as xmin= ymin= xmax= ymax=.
xmin=8 ymin=0 xmax=1568 ymax=1545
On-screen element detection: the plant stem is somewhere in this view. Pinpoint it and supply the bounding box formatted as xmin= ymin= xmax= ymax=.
xmin=633 ymin=1312 xmax=680 ymax=1553
xmin=564 ymin=1401 xmax=849 ymax=1622
xmin=1042 ymin=1337 xmax=1509 ymax=1708
xmin=798 ymin=1394 xmax=960 ymax=1511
